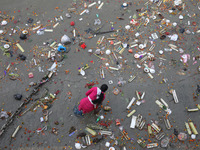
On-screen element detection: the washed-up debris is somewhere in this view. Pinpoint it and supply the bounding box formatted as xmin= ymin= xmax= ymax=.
xmin=99 ymin=130 xmax=112 ymax=136
xmin=20 ymin=30 xmax=28 ymax=40
xmin=78 ymin=64 xmax=89 ymax=76
xmin=37 ymin=30 xmax=44 ymax=35
xmin=130 ymin=115 xmax=137 ymax=129
xmin=137 ymin=138 xmax=146 ymax=148
xmin=57 ymin=44 xmax=66 ymax=52
xmin=11 ymin=125 xmax=22 ymax=138
xmin=28 ymin=72 xmax=34 ymax=78
xmin=1 ymin=20 xmax=7 ymax=26
xmin=61 ymin=35 xmax=71 ymax=45
xmin=27 ymin=18 xmax=34 ymax=23
xmin=105 ymin=141 xmax=110 ymax=147
xmin=18 ymin=54 xmax=26 ymax=60
xmin=188 ymin=120 xmax=198 ymax=135
xmin=0 ymin=45 xmax=12 ymax=57
xmin=156 ymin=132 xmax=165 ymax=141
xmin=86 ymin=124 xmax=105 ymax=130
xmin=103 ymin=106 xmax=112 ymax=111
xmin=75 ymin=143 xmax=81 ymax=149
xmin=155 ymin=98 xmax=171 ymax=113
xmin=127 ymin=109 xmax=136 ymax=118
xmin=47 ymin=62 xmax=58 ymax=72
xmin=169 ymin=89 xmax=179 ymax=103
xmin=115 ymin=119 xmax=121 ymax=126
xmin=93 ymin=136 xmax=103 ymax=144
xmin=52 ymin=127 xmax=58 ymax=135
xmin=69 ymin=126 xmax=76 ymax=134
xmin=147 ymin=143 xmax=158 ymax=148
xmin=164 ymin=116 xmax=171 ymax=130
xmin=194 ymin=85 xmax=200 ymax=98
xmin=126 ymin=97 xmax=135 ymax=109
xmin=8 ymin=73 xmax=20 ymax=80
xmin=16 ymin=43 xmax=25 ymax=52
xmin=13 ymin=94 xmax=22 ymax=100
xmin=135 ymin=114 xmax=146 ymax=130
xmin=85 ymin=127 xmax=97 ymax=136
xmin=161 ymin=137 xmax=169 ymax=148
xmin=0 ymin=111 xmax=11 ymax=119
xmin=0 ymin=71 xmax=54 ymax=136
xmin=178 ymin=132 xmax=187 ymax=141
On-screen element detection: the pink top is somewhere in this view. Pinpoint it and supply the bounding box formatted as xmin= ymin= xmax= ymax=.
xmin=78 ymin=87 xmax=105 ymax=114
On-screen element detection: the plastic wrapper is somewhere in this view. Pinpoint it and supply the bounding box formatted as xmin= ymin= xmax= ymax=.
xmin=0 ymin=111 xmax=9 ymax=119
xmin=161 ymin=137 xmax=169 ymax=147
xmin=61 ymin=35 xmax=71 ymax=45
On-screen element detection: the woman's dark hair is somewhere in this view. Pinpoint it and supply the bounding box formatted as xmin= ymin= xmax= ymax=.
xmin=93 ymin=84 xmax=108 ymax=105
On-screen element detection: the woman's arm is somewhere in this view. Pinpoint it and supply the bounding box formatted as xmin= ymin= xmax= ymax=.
xmin=85 ymin=87 xmax=95 ymax=96
xmin=78 ymin=104 xmax=86 ymax=114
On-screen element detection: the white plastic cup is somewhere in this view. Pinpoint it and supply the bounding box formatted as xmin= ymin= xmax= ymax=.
xmin=106 ymin=49 xmax=111 ymax=55
xmin=191 ymin=134 xmax=196 ymax=139
xmin=105 ymin=142 xmax=110 ymax=147
xmin=125 ymin=25 xmax=130 ymax=30
xmin=75 ymin=143 xmax=81 ymax=149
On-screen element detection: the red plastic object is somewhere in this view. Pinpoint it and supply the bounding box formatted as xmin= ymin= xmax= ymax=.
xmin=55 ymin=90 xmax=60 ymax=95
xmin=192 ymin=22 xmax=196 ymax=26
xmin=70 ymin=21 xmax=75 ymax=26
xmin=115 ymin=119 xmax=121 ymax=126
xmin=80 ymin=43 xmax=86 ymax=49
xmin=28 ymin=72 xmax=34 ymax=78
xmin=128 ymin=49 xmax=133 ymax=53
xmin=165 ymin=32 xmax=170 ymax=35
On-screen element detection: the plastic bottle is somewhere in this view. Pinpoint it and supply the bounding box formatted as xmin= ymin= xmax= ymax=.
xmin=94 ymin=19 xmax=101 ymax=25
xmin=137 ymin=139 xmax=146 ymax=148
xmin=161 ymin=137 xmax=169 ymax=147
xmin=118 ymin=80 xmax=126 ymax=87
xmin=148 ymin=124 xmax=152 ymax=135
xmin=37 ymin=30 xmax=44 ymax=35
xmin=146 ymin=143 xmax=158 ymax=148
xmin=96 ymin=115 xmax=104 ymax=122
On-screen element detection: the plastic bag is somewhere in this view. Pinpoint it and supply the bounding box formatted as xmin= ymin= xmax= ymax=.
xmin=14 ymin=94 xmax=22 ymax=100
xmin=37 ymin=30 xmax=44 ymax=35
xmin=161 ymin=137 xmax=169 ymax=147
xmin=48 ymin=62 xmax=57 ymax=72
xmin=0 ymin=111 xmax=9 ymax=119
xmin=170 ymin=34 xmax=178 ymax=41
xmin=61 ymin=35 xmax=71 ymax=45
xmin=94 ymin=19 xmax=101 ymax=25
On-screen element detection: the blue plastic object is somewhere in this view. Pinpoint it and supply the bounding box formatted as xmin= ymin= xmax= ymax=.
xmin=58 ymin=45 xmax=66 ymax=52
